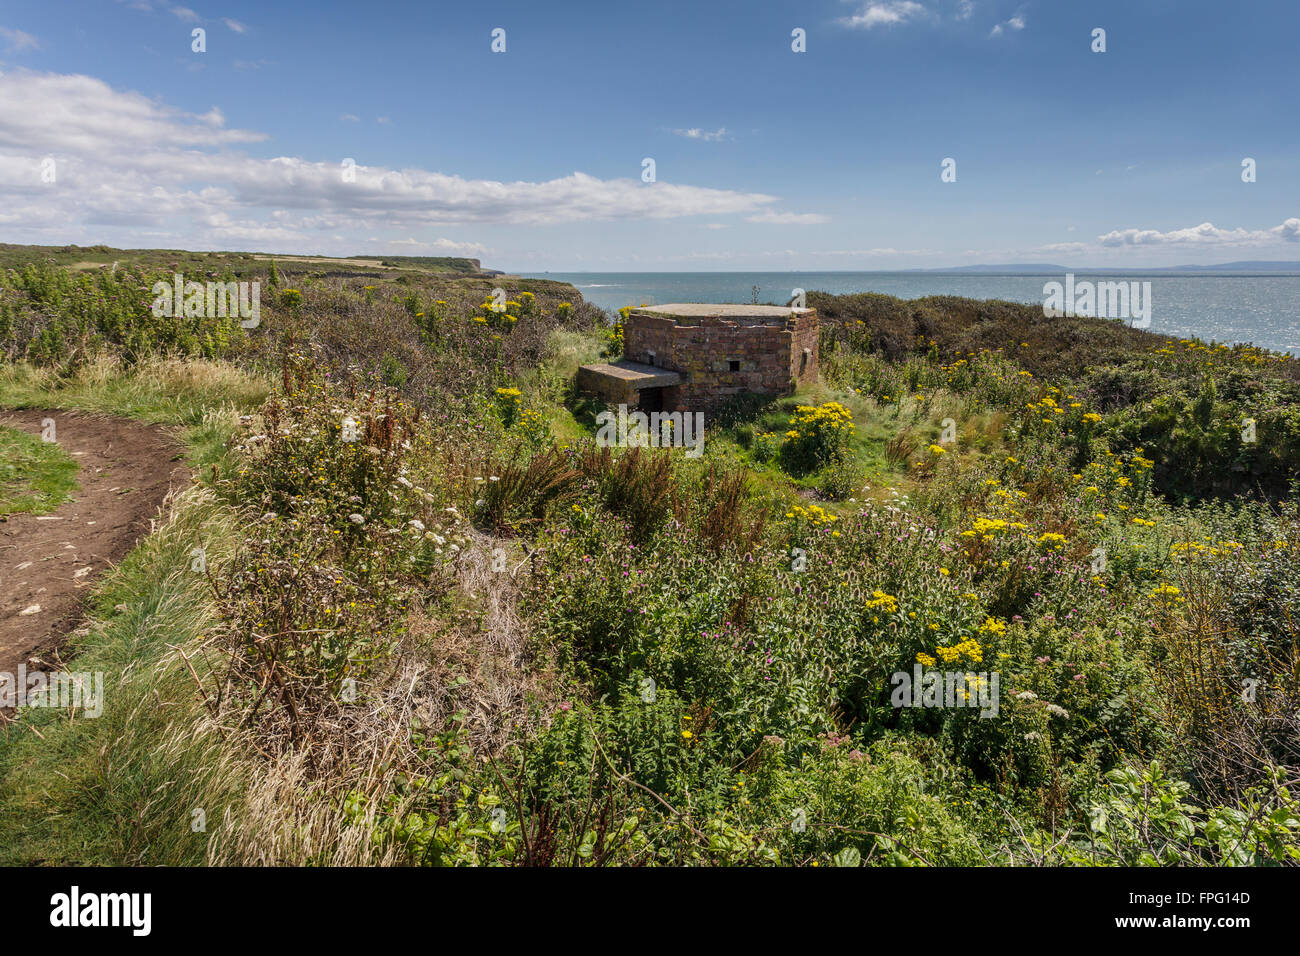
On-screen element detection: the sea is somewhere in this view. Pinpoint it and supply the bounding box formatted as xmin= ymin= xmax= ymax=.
xmin=522 ymin=271 xmax=1300 ymax=356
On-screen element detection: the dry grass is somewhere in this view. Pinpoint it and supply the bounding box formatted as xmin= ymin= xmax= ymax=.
xmin=207 ymin=527 xmax=558 ymax=865
xmin=435 ymin=531 xmax=560 ymax=749
xmin=1153 ymin=552 xmax=1300 ymax=804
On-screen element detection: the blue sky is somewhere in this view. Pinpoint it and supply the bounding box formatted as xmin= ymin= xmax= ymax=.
xmin=0 ymin=0 xmax=1296 ymax=270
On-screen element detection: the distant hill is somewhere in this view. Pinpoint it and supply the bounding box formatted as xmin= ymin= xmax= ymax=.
xmin=0 ymin=243 xmax=494 ymax=277
xmin=923 ymin=261 xmax=1300 ymax=274
xmin=368 ymin=254 xmax=490 ymax=275
xmin=1165 ymin=260 xmax=1300 ymax=272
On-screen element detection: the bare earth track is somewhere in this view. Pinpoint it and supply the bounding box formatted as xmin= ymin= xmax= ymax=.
xmin=0 ymin=409 xmax=188 ymax=673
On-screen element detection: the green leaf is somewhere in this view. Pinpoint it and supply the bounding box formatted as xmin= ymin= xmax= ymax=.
xmin=833 ymin=847 xmax=862 ymax=868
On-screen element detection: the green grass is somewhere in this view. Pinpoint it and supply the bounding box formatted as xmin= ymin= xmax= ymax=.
xmin=553 ymin=370 xmax=913 ymax=511
xmin=0 ymin=356 xmax=268 ymax=865
xmin=0 ymin=482 xmax=248 ymax=865
xmin=0 ymin=424 xmax=78 ymax=516
xmin=709 ymin=384 xmax=900 ymax=504
xmin=530 ymin=327 xmax=609 ymax=446
xmin=0 ymin=355 xmax=270 ymax=474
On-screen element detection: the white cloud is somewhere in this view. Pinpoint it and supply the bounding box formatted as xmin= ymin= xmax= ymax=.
xmin=0 ymin=70 xmax=782 ymax=249
xmin=839 ymin=2 xmax=929 ymax=30
xmin=0 ymin=72 xmax=266 ymax=153
xmin=745 ymin=210 xmax=830 ymax=225
xmin=671 ymin=127 xmax=728 ymax=142
xmin=0 ymin=26 xmax=40 ymax=52
xmin=839 ymin=2 xmax=989 ymax=32
xmin=1098 ymin=219 xmax=1300 ymax=247
xmin=170 ymin=6 xmax=200 ymax=22
xmin=990 ymin=14 xmax=1025 ymax=37
xmin=339 ymin=113 xmax=360 ymax=122
xmin=222 ymin=18 xmax=247 ymax=33
xmin=385 ymin=237 xmax=489 ymax=256
xmin=197 ymin=106 xmax=227 ymax=127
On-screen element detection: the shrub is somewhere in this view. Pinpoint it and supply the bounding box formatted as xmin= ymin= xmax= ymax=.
xmin=778 ymin=401 xmax=855 ymax=476
xmin=1052 ymin=762 xmax=1300 ymax=866
xmin=471 ymin=447 xmax=581 ymax=536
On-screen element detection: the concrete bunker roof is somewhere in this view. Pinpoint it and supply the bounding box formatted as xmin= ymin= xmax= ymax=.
xmin=632 ymin=303 xmax=813 ymax=320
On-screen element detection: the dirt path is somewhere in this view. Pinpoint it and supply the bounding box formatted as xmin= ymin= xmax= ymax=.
xmin=0 ymin=409 xmax=189 ymax=673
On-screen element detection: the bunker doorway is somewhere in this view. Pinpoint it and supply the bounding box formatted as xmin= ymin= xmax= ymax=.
xmin=638 ymin=387 xmax=665 ymax=413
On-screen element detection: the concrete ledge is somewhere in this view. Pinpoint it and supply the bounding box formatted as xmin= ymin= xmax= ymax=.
xmin=577 ymin=360 xmax=683 ymax=389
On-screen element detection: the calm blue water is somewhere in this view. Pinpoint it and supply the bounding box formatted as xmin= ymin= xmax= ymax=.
xmin=524 ymin=271 xmax=1300 ymax=356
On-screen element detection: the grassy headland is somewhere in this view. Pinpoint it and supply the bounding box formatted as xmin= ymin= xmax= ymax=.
xmin=0 ymin=254 xmax=1297 ymax=866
